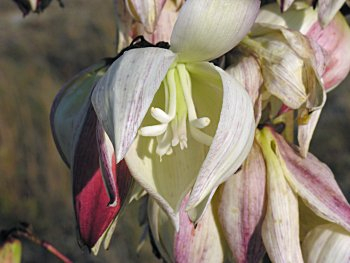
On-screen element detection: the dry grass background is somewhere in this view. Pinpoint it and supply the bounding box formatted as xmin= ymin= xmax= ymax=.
xmin=0 ymin=0 xmax=349 ymax=262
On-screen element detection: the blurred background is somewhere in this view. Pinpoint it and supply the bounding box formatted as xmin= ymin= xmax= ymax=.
xmin=0 ymin=0 xmax=349 ymax=262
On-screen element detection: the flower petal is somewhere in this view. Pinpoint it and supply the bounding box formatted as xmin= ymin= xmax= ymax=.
xmin=92 ymin=48 xmax=176 ymax=163
xmin=96 ymin=121 xmax=118 ymax=206
xmin=256 ymin=129 xmax=304 ymax=263
xmin=297 ymin=108 xmax=322 ymax=157
xmin=126 ymin=0 xmax=166 ymax=33
xmin=72 ymin=105 xmax=133 ymax=249
xmin=277 ymin=0 xmax=295 ymax=12
xmin=174 ymin=196 xmax=224 ymax=263
xmin=302 ymin=224 xmax=350 ymax=263
xmin=306 ymin=12 xmax=350 ymax=90
xmin=272 ymin=129 xmax=350 ymax=232
xmin=318 ymin=0 xmax=346 ymax=26
xmin=125 ymin=120 xmax=208 ymax=229
xmin=170 ymin=0 xmax=260 ymax=62
xmin=186 ymin=63 xmax=255 ymax=211
xmin=217 ymin=141 xmax=266 ymax=263
xmin=148 ymin=196 xmax=224 ymax=263
xmin=225 ymin=50 xmax=263 ymax=123
xmin=50 ymin=61 xmax=109 ymax=167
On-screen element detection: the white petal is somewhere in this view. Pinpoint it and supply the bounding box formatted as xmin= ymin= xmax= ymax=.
xmin=92 ymin=48 xmax=176 ymax=163
xmin=318 ymin=0 xmax=346 ymax=26
xmin=170 ymin=0 xmax=260 ymax=62
xmin=186 ymin=63 xmax=255 ymax=211
xmin=302 ymin=224 xmax=350 ymax=263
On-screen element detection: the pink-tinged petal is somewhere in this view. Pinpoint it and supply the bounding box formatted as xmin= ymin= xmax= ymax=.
xmin=302 ymin=224 xmax=350 ymax=263
xmin=257 ymin=129 xmax=303 ymax=263
xmin=186 ymin=64 xmax=255 ymax=212
xmin=148 ymin=195 xmax=224 ymax=263
xmin=125 ymin=0 xmax=166 ymax=33
xmin=137 ymin=0 xmax=179 ymax=44
xmin=271 ymin=130 xmax=350 ymax=232
xmin=218 ymin=141 xmax=266 ymax=263
xmin=318 ymin=0 xmax=346 ymax=26
xmin=306 ymin=13 xmax=350 ymax=90
xmin=297 ymin=108 xmax=322 ymax=157
xmin=72 ymin=105 xmax=133 ymax=249
xmin=92 ymin=48 xmax=175 ymax=163
xmin=226 ymin=51 xmax=263 ymax=123
xmin=174 ymin=197 xmax=224 ymax=263
xmin=170 ymin=0 xmax=261 ymax=62
xmin=50 ymin=60 xmax=110 ymax=167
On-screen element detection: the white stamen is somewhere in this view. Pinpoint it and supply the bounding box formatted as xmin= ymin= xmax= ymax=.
xmin=190 ymin=126 xmax=213 ymax=146
xmin=139 ymin=124 xmax=168 ymax=136
xmin=151 ymin=107 xmax=172 ymax=123
xmin=191 ymin=117 xmax=210 ymax=129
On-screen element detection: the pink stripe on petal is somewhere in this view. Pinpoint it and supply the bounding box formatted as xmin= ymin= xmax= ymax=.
xmin=272 ymin=130 xmax=350 ymax=232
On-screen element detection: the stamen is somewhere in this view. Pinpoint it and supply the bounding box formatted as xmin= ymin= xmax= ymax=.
xmin=190 ymin=127 xmax=213 ymax=146
xmin=151 ymin=107 xmax=171 ymax=123
xmin=139 ymin=124 xmax=168 ymax=136
xmin=191 ymin=117 xmax=210 ymax=129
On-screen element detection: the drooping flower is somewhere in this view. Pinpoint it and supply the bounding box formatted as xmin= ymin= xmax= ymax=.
xmin=227 ymin=2 xmax=350 ymax=157
xmin=217 ymin=127 xmax=350 ymax=262
xmin=50 ymin=59 xmax=134 ymax=252
xmin=92 ymin=0 xmax=260 ymax=227
xmin=256 ymin=2 xmax=350 ymax=90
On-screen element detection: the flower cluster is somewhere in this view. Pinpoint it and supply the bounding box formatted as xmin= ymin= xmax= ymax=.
xmin=51 ymin=0 xmax=350 ymax=261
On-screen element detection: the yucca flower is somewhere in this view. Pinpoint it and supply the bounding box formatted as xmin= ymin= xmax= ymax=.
xmin=92 ymin=0 xmax=260 ymax=227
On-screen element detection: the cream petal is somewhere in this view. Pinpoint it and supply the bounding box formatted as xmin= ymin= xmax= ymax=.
xmin=92 ymin=48 xmax=176 ymax=163
xmin=186 ymin=63 xmax=255 ymax=211
xmin=272 ymin=130 xmax=350 ymax=232
xmin=302 ymin=224 xmax=350 ymax=263
xmin=170 ymin=0 xmax=260 ymax=62
xmin=297 ymin=108 xmax=322 ymax=157
xmin=125 ymin=134 xmax=207 ymax=230
xmin=50 ymin=61 xmax=108 ymax=167
xmin=257 ymin=129 xmax=304 ymax=263
xmin=318 ymin=0 xmax=346 ymax=26
xmin=218 ymin=141 xmax=266 ymax=263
